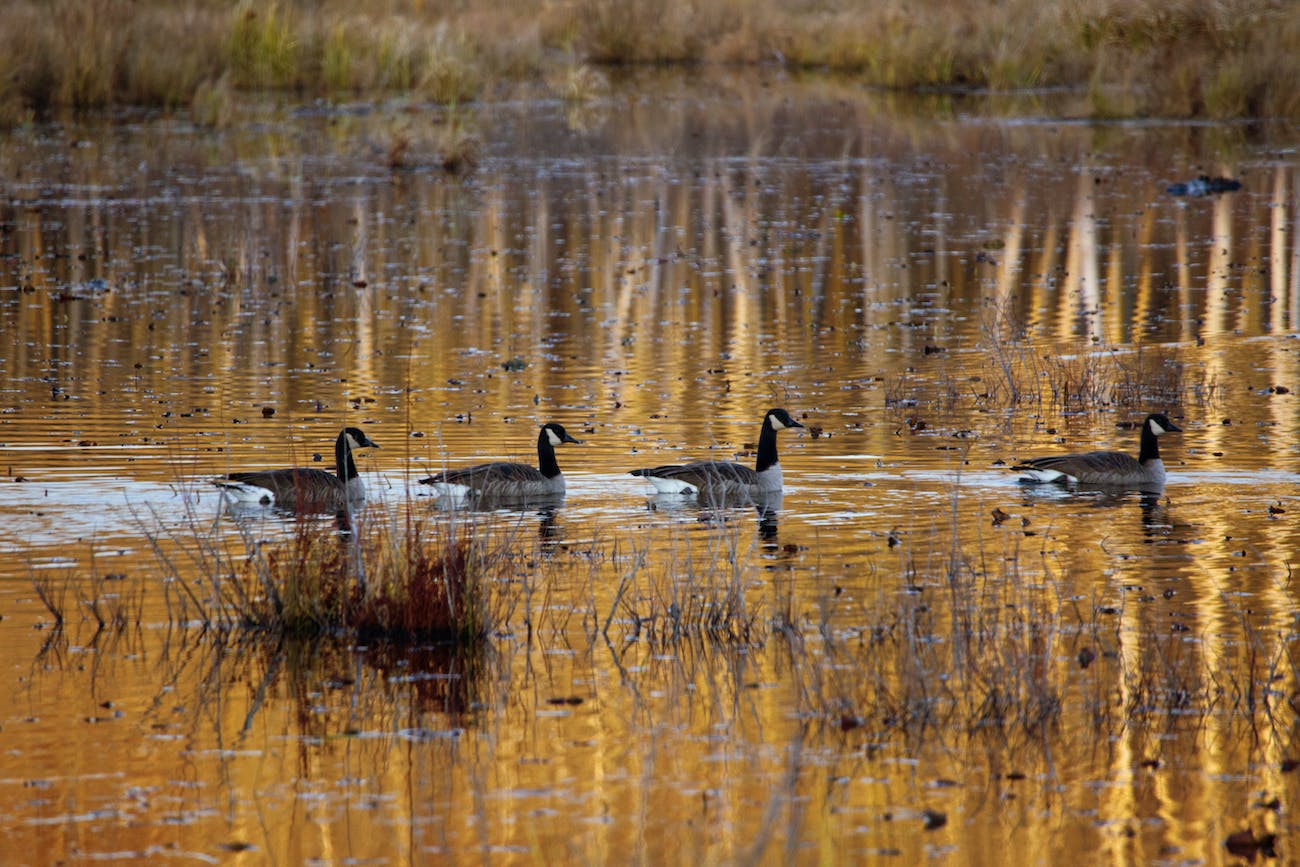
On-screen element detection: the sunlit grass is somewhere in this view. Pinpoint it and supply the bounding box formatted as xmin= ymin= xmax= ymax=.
xmin=0 ymin=0 xmax=1295 ymax=122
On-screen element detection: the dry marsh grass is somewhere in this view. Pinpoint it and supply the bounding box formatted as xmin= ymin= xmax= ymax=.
xmin=0 ymin=0 xmax=1295 ymax=123
xmin=971 ymin=299 xmax=1217 ymax=415
xmin=145 ymin=504 xmax=522 ymax=643
xmin=799 ymin=543 xmax=1300 ymax=750
xmin=888 ymin=326 xmax=1214 ymax=424
xmin=605 ymin=530 xmax=767 ymax=646
xmin=27 ymin=491 xmax=1298 ymax=751
xmin=979 ymin=338 xmax=1207 ymax=414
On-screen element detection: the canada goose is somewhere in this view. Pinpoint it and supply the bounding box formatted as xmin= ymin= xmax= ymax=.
xmin=419 ymin=422 xmax=583 ymax=500
xmin=214 ymin=426 xmax=380 ymax=512
xmin=1013 ymin=413 xmax=1181 ymax=488
xmin=630 ymin=408 xmax=804 ymax=496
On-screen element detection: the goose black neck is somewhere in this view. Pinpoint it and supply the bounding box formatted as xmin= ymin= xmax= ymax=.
xmin=755 ymin=418 xmax=781 ymax=474
xmin=335 ymin=433 xmax=360 ymax=482
xmin=1137 ymin=422 xmax=1160 ymax=465
xmin=537 ymin=429 xmax=562 ymax=479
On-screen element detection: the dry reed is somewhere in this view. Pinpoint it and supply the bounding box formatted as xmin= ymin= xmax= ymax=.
xmin=0 ymin=0 xmax=1295 ymax=124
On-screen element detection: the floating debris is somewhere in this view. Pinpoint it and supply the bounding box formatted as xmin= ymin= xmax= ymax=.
xmin=1224 ymin=829 xmax=1276 ymax=859
xmin=1166 ymin=175 xmax=1242 ymax=196
xmin=922 ymin=809 xmax=947 ymax=830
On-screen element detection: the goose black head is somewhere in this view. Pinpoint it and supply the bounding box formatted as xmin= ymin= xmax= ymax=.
xmin=343 ymin=427 xmax=381 ymax=450
xmin=765 ymin=408 xmax=804 ymax=431
xmin=1146 ymin=414 xmax=1181 ymax=436
xmin=542 ymin=422 xmax=583 ymax=447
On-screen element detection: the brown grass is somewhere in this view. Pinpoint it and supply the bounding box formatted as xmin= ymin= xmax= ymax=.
xmin=147 ymin=504 xmax=521 ymax=643
xmin=0 ymin=0 xmax=1295 ymax=122
xmin=972 ymin=298 xmax=1217 ymax=414
xmin=604 ymin=530 xmax=766 ymax=646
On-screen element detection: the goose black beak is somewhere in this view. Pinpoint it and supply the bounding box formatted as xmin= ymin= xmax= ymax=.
xmin=563 ymin=433 xmax=583 ymax=445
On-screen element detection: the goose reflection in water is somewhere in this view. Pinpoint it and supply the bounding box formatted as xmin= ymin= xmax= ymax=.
xmin=644 ymin=488 xmax=783 ymax=540
xmin=424 ymin=488 xmax=568 ymax=545
xmin=216 ymin=491 xmax=366 ymax=530
xmin=1017 ymin=484 xmax=1174 ymax=537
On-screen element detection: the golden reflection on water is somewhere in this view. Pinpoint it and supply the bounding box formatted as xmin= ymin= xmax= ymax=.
xmin=1 ymin=76 xmax=1299 ymax=863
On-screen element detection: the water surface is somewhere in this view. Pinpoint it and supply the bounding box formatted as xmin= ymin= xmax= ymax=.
xmin=2 ymin=73 xmax=1299 ymax=863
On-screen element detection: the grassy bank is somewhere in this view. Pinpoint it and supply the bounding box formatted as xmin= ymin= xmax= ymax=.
xmin=1 ymin=0 xmax=1296 ymax=125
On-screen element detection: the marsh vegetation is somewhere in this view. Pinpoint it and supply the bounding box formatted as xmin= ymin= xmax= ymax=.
xmin=1 ymin=75 xmax=1298 ymax=863
xmin=1 ymin=0 xmax=1298 ymax=126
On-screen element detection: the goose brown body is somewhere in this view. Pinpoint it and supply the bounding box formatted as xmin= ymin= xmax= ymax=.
xmin=1013 ymin=414 xmax=1180 ymax=489
xmin=630 ymin=408 xmax=804 ymax=496
xmin=214 ymin=426 xmax=380 ymax=512
xmin=420 ymin=423 xmax=582 ymax=501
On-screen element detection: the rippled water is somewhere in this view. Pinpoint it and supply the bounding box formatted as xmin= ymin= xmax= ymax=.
xmin=2 ymin=73 xmax=1299 ymax=863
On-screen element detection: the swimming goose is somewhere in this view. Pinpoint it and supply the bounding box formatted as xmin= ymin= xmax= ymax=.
xmin=419 ymin=422 xmax=583 ymax=501
xmin=630 ymin=408 xmax=804 ymax=496
xmin=214 ymin=426 xmax=380 ymax=512
xmin=1013 ymin=413 xmax=1181 ymax=488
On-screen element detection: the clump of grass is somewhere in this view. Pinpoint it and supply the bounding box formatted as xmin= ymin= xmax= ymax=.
xmin=366 ymin=107 xmax=481 ymax=172
xmin=845 ymin=574 xmax=1068 ymax=737
xmin=31 ymin=570 xmax=71 ymax=630
xmin=1 ymin=0 xmax=226 ymax=114
xmin=576 ymin=0 xmax=749 ymax=65
xmin=1070 ymin=0 xmax=1300 ymax=118
xmin=552 ymin=62 xmax=609 ymax=103
xmin=417 ymin=24 xmax=482 ymax=105
xmin=248 ymin=517 xmax=493 ymax=641
xmin=150 ymin=503 xmax=519 ymax=644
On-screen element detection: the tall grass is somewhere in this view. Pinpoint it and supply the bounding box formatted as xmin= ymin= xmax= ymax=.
xmin=144 ymin=502 xmax=521 ymax=643
xmin=0 ymin=0 xmax=1295 ymax=123
xmin=975 ymin=298 xmax=1216 ymax=414
xmin=603 ymin=527 xmax=767 ymax=646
